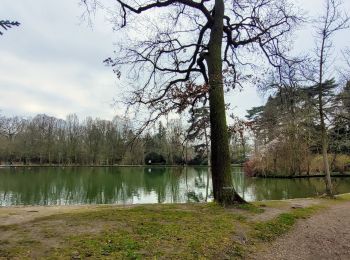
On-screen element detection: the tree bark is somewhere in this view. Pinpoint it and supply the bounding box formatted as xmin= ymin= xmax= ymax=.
xmin=205 ymin=0 xmax=245 ymax=205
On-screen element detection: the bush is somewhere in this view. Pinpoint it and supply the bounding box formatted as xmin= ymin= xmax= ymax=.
xmin=332 ymin=154 xmax=350 ymax=173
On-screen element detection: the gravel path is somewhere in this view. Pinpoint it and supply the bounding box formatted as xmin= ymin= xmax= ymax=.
xmin=252 ymin=201 xmax=350 ymax=260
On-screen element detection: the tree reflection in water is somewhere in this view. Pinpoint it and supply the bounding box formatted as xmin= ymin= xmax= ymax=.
xmin=0 ymin=166 xmax=350 ymax=206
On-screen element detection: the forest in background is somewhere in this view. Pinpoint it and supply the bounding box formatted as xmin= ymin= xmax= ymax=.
xmin=0 ymin=112 xmax=247 ymax=166
xmin=1 ymin=80 xmax=349 ymax=175
xmin=2 ymin=74 xmax=350 ymax=177
xmin=1 ymin=81 xmax=349 ymax=175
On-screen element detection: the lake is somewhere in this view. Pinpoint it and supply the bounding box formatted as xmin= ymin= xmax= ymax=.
xmin=1 ymin=166 xmax=350 ymax=206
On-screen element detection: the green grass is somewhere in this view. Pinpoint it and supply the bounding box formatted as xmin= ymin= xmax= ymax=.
xmin=57 ymin=205 xmax=244 ymax=259
xmin=336 ymin=193 xmax=350 ymax=201
xmin=0 ymin=204 xmax=252 ymax=259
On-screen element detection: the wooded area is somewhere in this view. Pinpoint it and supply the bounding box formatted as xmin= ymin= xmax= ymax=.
xmin=246 ymin=80 xmax=350 ymax=177
xmin=0 ymin=113 xmax=248 ymax=166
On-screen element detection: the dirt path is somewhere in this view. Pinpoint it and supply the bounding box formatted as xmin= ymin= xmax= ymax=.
xmin=252 ymin=201 xmax=350 ymax=260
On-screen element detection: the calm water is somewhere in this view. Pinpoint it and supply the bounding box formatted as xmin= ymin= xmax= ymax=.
xmin=0 ymin=167 xmax=350 ymax=206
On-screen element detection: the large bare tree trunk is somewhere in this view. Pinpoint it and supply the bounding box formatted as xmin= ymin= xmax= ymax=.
xmin=206 ymin=0 xmax=245 ymax=205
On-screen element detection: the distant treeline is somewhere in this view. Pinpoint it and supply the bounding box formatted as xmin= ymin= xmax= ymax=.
xmin=0 ymin=112 xmax=248 ymax=166
xmin=0 ymin=114 xmax=185 ymax=165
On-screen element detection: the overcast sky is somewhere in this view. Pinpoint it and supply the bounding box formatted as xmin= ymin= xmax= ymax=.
xmin=0 ymin=0 xmax=349 ymax=121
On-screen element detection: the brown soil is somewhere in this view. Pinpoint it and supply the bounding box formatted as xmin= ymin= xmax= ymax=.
xmin=0 ymin=205 xmax=104 ymax=226
xmin=251 ymin=201 xmax=350 ymax=260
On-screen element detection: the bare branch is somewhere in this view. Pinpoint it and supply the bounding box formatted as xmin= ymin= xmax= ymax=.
xmin=0 ymin=20 xmax=20 ymax=35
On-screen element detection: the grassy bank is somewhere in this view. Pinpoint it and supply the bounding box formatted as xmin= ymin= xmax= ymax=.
xmin=0 ymin=195 xmax=349 ymax=259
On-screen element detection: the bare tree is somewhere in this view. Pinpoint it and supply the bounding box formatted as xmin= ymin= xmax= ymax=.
xmin=66 ymin=114 xmax=81 ymax=164
xmin=0 ymin=116 xmax=23 ymax=141
xmin=83 ymin=0 xmax=301 ymax=204
xmin=0 ymin=116 xmax=23 ymax=164
xmin=187 ymin=101 xmax=211 ymax=166
xmin=340 ymin=48 xmax=350 ymax=82
xmin=311 ymin=0 xmax=349 ymax=196
xmin=0 ymin=20 xmax=20 ymax=35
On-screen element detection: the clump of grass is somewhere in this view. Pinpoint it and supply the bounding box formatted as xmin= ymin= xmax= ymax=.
xmin=336 ymin=193 xmax=350 ymax=201
xmin=253 ymin=206 xmax=322 ymax=241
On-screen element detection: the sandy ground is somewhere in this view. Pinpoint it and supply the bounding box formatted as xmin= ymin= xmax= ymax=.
xmin=0 ymin=204 xmax=113 ymax=226
xmin=251 ymin=201 xmax=350 ymax=260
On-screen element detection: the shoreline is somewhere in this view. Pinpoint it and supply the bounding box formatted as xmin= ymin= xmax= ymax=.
xmin=1 ymin=193 xmax=349 ymax=209
xmin=1 ymin=165 xmax=350 ymax=179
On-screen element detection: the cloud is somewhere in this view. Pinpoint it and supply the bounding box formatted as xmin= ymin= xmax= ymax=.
xmin=0 ymin=0 xmax=121 ymax=120
xmin=0 ymin=0 xmax=349 ymax=121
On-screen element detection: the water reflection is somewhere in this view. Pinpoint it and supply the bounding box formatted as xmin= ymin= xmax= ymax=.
xmin=0 ymin=167 xmax=349 ymax=206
